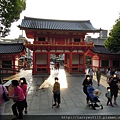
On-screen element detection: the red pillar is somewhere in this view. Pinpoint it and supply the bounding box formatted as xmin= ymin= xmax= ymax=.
xmin=69 ymin=52 xmax=72 ymax=73
xmin=13 ymin=56 xmax=16 ymax=74
xmin=81 ymin=35 xmax=85 ymax=42
xmin=32 ymin=34 xmax=36 ymax=74
xmin=48 ymin=52 xmax=50 ymax=74
xmin=64 ymin=54 xmax=67 ymax=64
xmin=83 ymin=52 xmax=86 ymax=74
xmin=98 ymin=56 xmax=100 ymax=68
xmin=32 ymin=51 xmax=36 ymax=74
xmin=109 ymin=59 xmax=112 ymax=69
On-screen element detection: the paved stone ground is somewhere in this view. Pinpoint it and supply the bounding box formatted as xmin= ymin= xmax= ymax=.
xmin=4 ymin=67 xmax=120 ymax=116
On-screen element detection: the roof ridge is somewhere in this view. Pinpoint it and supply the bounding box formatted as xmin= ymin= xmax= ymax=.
xmin=0 ymin=43 xmax=23 ymax=45
xmin=24 ymin=16 xmax=90 ymax=22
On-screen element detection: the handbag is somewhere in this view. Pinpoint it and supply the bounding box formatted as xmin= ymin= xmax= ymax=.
xmin=105 ymin=93 xmax=107 ymax=97
xmin=2 ymin=86 xmax=9 ymax=102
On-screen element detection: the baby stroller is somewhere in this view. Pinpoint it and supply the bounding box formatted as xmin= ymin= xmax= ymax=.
xmin=87 ymin=86 xmax=103 ymax=110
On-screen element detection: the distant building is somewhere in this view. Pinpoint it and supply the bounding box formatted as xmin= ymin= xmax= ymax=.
xmin=0 ymin=43 xmax=25 ymax=76
xmin=85 ymin=30 xmax=108 ymax=45
xmin=1 ymin=35 xmax=33 ymax=60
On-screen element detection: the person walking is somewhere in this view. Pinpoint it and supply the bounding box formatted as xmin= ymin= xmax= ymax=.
xmin=10 ymin=80 xmax=25 ymax=120
xmin=19 ymin=77 xmax=28 ymax=114
xmin=54 ymin=62 xmax=57 ymax=72
xmin=96 ymin=68 xmax=101 ymax=86
xmin=56 ymin=62 xmax=60 ymax=71
xmin=106 ymin=68 xmax=111 ymax=82
xmin=88 ymin=67 xmax=94 ymax=79
xmin=108 ymin=73 xmax=119 ymax=105
xmin=117 ymin=69 xmax=120 ymax=79
xmin=52 ymin=77 xmax=61 ymax=108
xmin=82 ymin=75 xmax=93 ymax=104
xmin=105 ymin=87 xmax=113 ymax=107
xmin=0 ymin=79 xmax=9 ymax=115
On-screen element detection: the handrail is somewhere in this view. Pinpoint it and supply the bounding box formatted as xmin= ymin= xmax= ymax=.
xmin=0 ymin=63 xmax=21 ymax=68
xmin=0 ymin=67 xmax=20 ymax=82
xmin=0 ymin=68 xmax=20 ymax=72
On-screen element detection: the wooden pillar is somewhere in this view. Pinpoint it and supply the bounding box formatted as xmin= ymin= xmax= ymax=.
xmin=83 ymin=52 xmax=86 ymax=74
xmin=78 ymin=54 xmax=80 ymax=72
xmin=48 ymin=34 xmax=50 ymax=43
xmin=32 ymin=51 xmax=36 ymax=74
xmin=64 ymin=54 xmax=67 ymax=71
xmin=98 ymin=56 xmax=100 ymax=68
xmin=33 ymin=33 xmax=37 ymax=44
xmin=13 ymin=56 xmax=16 ymax=74
xmin=32 ymin=34 xmax=36 ymax=74
xmin=81 ymin=35 xmax=85 ymax=42
xmin=48 ymin=36 xmax=50 ymax=74
xmin=64 ymin=54 xmax=67 ymax=64
xmin=48 ymin=52 xmax=50 ymax=74
xmin=69 ymin=52 xmax=72 ymax=73
xmin=66 ymin=38 xmax=68 ymax=44
xmin=109 ymin=59 xmax=112 ymax=70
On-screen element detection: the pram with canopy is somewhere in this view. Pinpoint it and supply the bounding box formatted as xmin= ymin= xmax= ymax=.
xmin=87 ymin=86 xmax=103 ymax=110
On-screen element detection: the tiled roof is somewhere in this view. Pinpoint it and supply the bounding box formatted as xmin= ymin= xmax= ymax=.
xmin=91 ymin=45 xmax=120 ymax=55
xmin=19 ymin=17 xmax=100 ymax=32
xmin=0 ymin=43 xmax=25 ymax=54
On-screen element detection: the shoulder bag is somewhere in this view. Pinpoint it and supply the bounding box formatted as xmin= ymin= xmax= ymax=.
xmin=2 ymin=86 xmax=9 ymax=102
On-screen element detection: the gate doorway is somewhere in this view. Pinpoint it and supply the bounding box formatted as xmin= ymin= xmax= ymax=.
xmin=33 ymin=51 xmax=86 ymax=75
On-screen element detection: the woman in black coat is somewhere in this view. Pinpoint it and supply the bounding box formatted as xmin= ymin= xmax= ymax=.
xmin=82 ymin=75 xmax=93 ymax=104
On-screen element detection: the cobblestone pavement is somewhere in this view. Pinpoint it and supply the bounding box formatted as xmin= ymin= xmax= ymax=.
xmin=4 ymin=68 xmax=120 ymax=116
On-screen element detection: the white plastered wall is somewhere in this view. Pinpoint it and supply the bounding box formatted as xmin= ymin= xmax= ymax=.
xmin=93 ymin=60 xmax=99 ymax=66
xmin=72 ymin=54 xmax=83 ymax=64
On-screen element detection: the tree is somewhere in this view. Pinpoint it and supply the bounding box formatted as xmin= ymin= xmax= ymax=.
xmin=104 ymin=18 xmax=120 ymax=53
xmin=0 ymin=0 xmax=26 ymax=37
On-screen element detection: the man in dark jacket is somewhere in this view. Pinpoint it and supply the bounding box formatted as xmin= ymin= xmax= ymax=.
xmin=108 ymin=73 xmax=119 ymax=106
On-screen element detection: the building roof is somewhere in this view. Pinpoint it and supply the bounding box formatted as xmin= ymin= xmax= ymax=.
xmin=19 ymin=17 xmax=100 ymax=32
xmin=0 ymin=43 xmax=25 ymax=54
xmin=91 ymin=45 xmax=120 ymax=55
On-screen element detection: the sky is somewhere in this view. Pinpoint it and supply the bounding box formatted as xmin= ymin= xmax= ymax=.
xmin=5 ymin=0 xmax=120 ymax=40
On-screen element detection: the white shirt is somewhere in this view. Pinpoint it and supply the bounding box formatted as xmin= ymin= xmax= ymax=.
xmin=88 ymin=68 xmax=94 ymax=75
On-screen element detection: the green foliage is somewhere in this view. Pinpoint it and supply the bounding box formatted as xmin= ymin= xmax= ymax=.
xmin=104 ymin=18 xmax=120 ymax=52
xmin=0 ymin=0 xmax=26 ymax=37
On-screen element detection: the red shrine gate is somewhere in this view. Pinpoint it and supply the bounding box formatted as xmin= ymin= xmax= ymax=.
xmin=19 ymin=17 xmax=100 ymax=75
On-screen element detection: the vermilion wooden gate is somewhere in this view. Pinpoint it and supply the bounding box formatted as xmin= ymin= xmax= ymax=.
xmin=19 ymin=17 xmax=100 ymax=74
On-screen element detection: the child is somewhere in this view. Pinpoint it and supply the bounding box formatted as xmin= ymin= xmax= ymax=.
xmin=52 ymin=77 xmax=60 ymax=108
xmin=105 ymin=87 xmax=114 ymax=107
